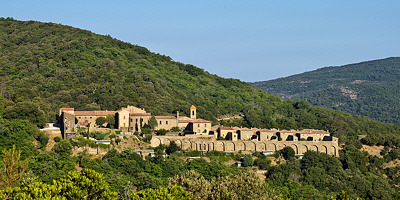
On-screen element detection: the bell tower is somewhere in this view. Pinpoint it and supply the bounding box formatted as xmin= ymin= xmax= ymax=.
xmin=190 ymin=105 xmax=196 ymax=119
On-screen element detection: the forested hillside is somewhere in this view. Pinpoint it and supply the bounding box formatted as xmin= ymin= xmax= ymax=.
xmin=0 ymin=18 xmax=400 ymax=199
xmin=1 ymin=19 xmax=400 ymax=146
xmin=251 ymin=57 xmax=400 ymax=125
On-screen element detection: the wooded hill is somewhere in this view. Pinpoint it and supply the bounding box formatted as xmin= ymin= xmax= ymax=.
xmin=251 ymin=57 xmax=400 ymax=126
xmin=1 ymin=18 xmax=400 ymax=146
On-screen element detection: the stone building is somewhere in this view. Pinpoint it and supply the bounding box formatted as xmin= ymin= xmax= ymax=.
xmin=59 ymin=105 xmax=211 ymax=137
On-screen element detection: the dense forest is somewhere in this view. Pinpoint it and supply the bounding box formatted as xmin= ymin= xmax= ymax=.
xmin=0 ymin=18 xmax=399 ymax=199
xmin=251 ymin=57 xmax=400 ymax=126
xmin=1 ymin=18 xmax=400 ymax=146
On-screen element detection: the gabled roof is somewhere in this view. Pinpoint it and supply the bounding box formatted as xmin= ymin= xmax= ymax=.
xmin=60 ymin=108 xmax=74 ymax=111
xmin=218 ymin=127 xmax=234 ymax=130
xmin=155 ymin=116 xmax=176 ymax=119
xmin=74 ymin=111 xmax=117 ymax=116
xmin=130 ymin=113 xmax=151 ymax=116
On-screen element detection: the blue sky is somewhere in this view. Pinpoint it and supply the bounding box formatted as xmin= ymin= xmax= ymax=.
xmin=2 ymin=1 xmax=400 ymax=82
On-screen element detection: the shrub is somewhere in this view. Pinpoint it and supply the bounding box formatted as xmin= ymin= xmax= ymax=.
xmin=54 ymin=137 xmax=61 ymax=142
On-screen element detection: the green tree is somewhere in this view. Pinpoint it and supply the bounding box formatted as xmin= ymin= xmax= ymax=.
xmin=131 ymin=186 xmax=190 ymax=200
xmin=280 ymin=146 xmax=295 ymax=160
xmin=170 ymin=126 xmax=181 ymax=132
xmin=95 ymin=117 xmax=106 ymax=127
xmin=242 ymin=154 xmax=254 ymax=167
xmin=0 ymin=145 xmax=27 ymax=189
xmin=0 ymin=169 xmax=118 ymax=199
xmin=0 ymin=95 xmax=4 ymax=118
xmin=52 ymin=140 xmax=73 ymax=158
xmin=156 ymin=129 xmax=168 ymax=135
xmin=166 ymin=141 xmax=181 ymax=155
xmin=105 ymin=114 xmax=115 ymax=128
xmin=148 ymin=116 xmax=158 ymax=132
xmin=254 ymin=158 xmax=271 ymax=170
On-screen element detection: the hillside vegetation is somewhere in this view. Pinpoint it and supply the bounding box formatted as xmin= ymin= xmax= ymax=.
xmin=1 ymin=19 xmax=400 ymax=146
xmin=0 ymin=18 xmax=399 ymax=199
xmin=251 ymin=57 xmax=400 ymax=126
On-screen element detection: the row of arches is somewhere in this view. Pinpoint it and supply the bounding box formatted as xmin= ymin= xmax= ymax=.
xmin=151 ymin=137 xmax=338 ymax=156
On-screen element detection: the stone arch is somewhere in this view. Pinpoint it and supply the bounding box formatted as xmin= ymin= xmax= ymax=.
xmin=151 ymin=137 xmax=162 ymax=147
xmin=267 ymin=143 xmax=277 ymax=151
xmin=244 ymin=141 xmax=256 ymax=151
xmin=332 ymin=146 xmax=337 ymax=156
xmin=181 ymin=140 xmax=191 ymax=150
xmin=175 ymin=140 xmax=182 ymax=148
xmin=290 ymin=144 xmax=299 ymax=154
xmin=277 ymin=143 xmax=286 ymax=151
xmin=208 ymin=142 xmax=215 ymax=151
xmin=299 ymin=144 xmax=308 ymax=154
xmin=215 ymin=141 xmax=225 ymax=151
xmin=191 ymin=142 xmax=197 ymax=150
xmin=225 ymin=141 xmax=235 ymax=152
xmin=236 ymin=141 xmax=245 ymax=151
xmin=257 ymin=142 xmax=267 ymax=151
xmin=321 ymin=145 xmax=328 ymax=154
xmin=310 ymin=145 xmax=318 ymax=152
xmin=163 ymin=138 xmax=171 ymax=146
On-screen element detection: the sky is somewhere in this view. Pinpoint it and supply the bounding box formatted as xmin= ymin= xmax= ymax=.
xmin=1 ymin=1 xmax=400 ymax=82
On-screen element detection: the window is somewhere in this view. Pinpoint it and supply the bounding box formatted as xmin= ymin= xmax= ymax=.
xmin=166 ymin=121 xmax=168 ymax=125
xmin=123 ymin=123 xmax=126 ymax=127
xmin=198 ymin=124 xmax=200 ymax=127
xmin=160 ymin=121 xmax=162 ymax=125
xmin=78 ymin=117 xmax=81 ymax=119
xmin=123 ymin=116 xmax=126 ymax=120
xmin=90 ymin=117 xmax=92 ymax=119
xmin=204 ymin=124 xmax=207 ymax=127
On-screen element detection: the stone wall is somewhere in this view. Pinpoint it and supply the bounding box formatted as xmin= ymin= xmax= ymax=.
xmin=151 ymin=136 xmax=339 ymax=156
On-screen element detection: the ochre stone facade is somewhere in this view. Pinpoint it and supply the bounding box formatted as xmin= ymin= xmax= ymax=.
xmin=59 ymin=105 xmax=211 ymax=136
xmin=151 ymin=135 xmax=339 ymax=156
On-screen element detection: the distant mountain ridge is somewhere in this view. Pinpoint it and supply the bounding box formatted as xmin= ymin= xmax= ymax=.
xmin=251 ymin=57 xmax=400 ymax=125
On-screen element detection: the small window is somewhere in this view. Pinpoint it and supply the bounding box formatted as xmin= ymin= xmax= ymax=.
xmin=136 ymin=119 xmax=138 ymax=122
xmin=90 ymin=117 xmax=92 ymax=119
xmin=160 ymin=121 xmax=162 ymax=125
xmin=198 ymin=124 xmax=200 ymax=127
xmin=78 ymin=117 xmax=81 ymax=119
xmin=204 ymin=124 xmax=207 ymax=127
xmin=166 ymin=121 xmax=168 ymax=125
xmin=123 ymin=116 xmax=126 ymax=120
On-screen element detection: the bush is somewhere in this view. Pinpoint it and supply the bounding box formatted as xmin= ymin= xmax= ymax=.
xmin=54 ymin=137 xmax=61 ymax=142
xmin=143 ymin=135 xmax=152 ymax=143
xmin=254 ymin=158 xmax=271 ymax=170
xmin=93 ymin=132 xmax=106 ymax=140
xmin=242 ymin=154 xmax=254 ymax=167
xmin=156 ymin=129 xmax=168 ymax=136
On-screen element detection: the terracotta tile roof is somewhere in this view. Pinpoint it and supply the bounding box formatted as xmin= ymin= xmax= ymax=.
xmin=74 ymin=111 xmax=117 ymax=116
xmin=179 ymin=118 xmax=211 ymax=123
xmin=78 ymin=122 xmax=88 ymax=126
xmin=190 ymin=119 xmax=211 ymax=123
xmin=60 ymin=108 xmax=74 ymax=111
xmin=156 ymin=116 xmax=176 ymax=119
xmin=299 ymin=129 xmax=329 ymax=134
xmin=130 ymin=113 xmax=151 ymax=116
xmin=218 ymin=127 xmax=234 ymax=130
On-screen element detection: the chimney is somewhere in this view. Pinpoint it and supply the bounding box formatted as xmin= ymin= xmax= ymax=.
xmin=176 ymin=111 xmax=180 ymax=126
